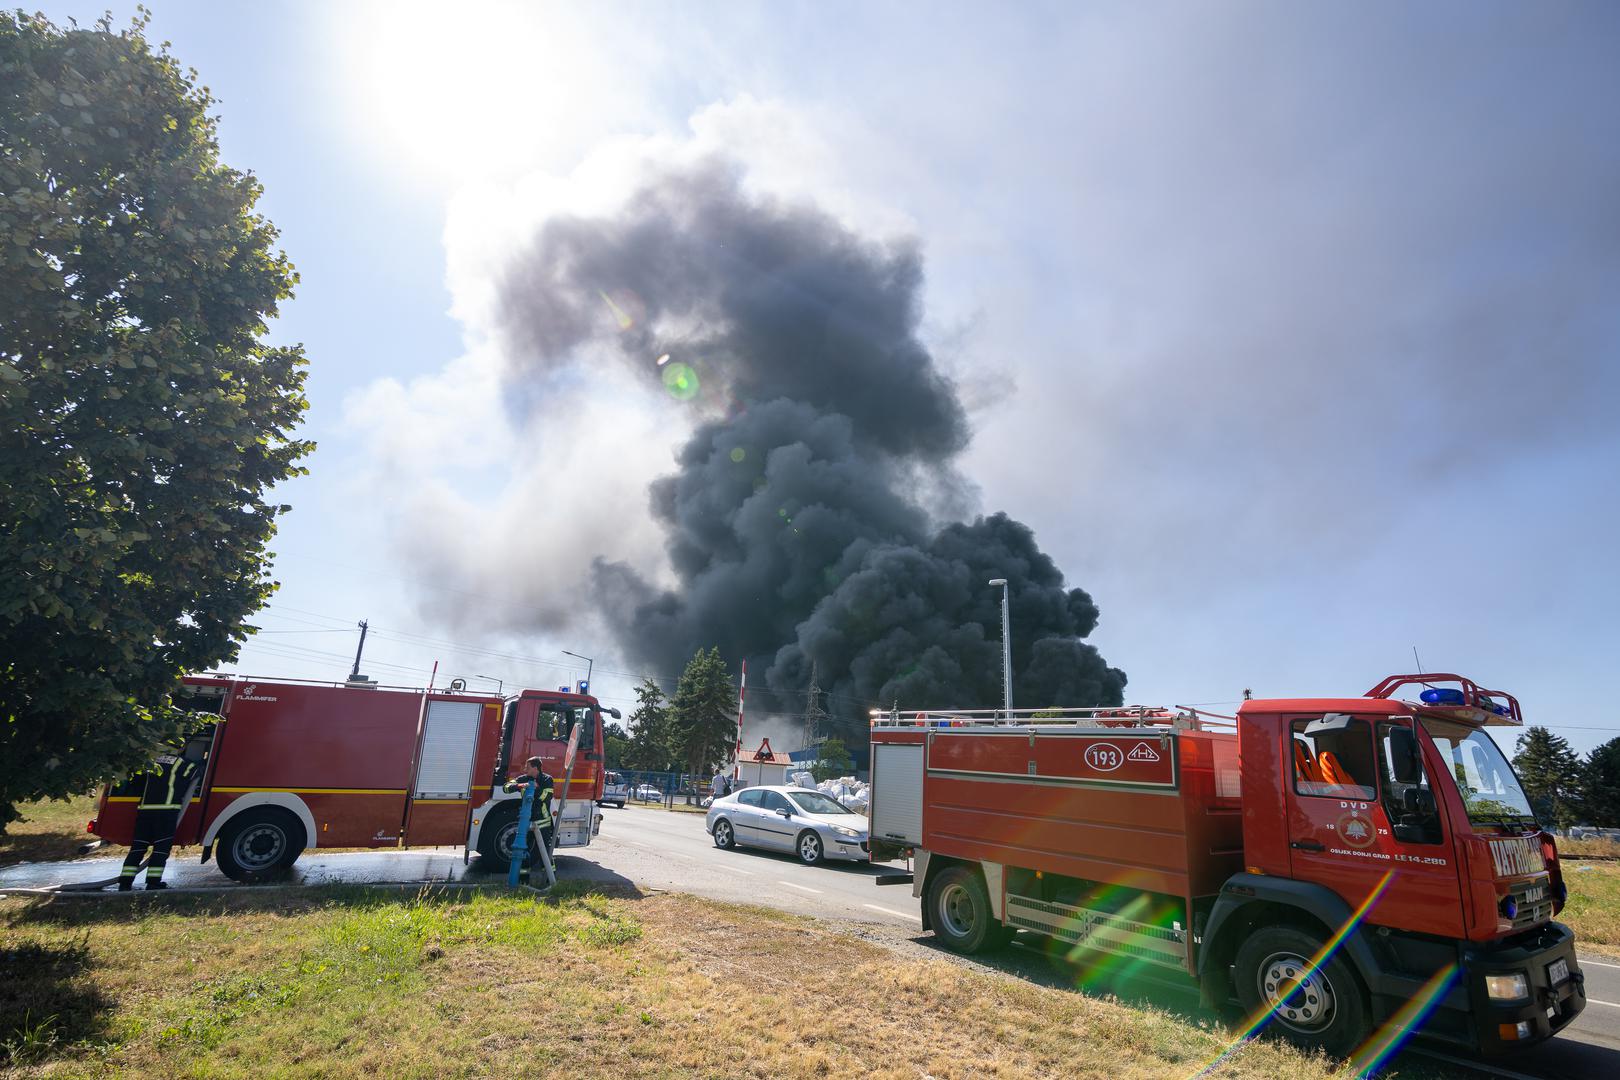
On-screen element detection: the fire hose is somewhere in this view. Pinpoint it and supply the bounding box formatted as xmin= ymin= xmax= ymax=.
xmin=0 ymin=770 xmax=206 ymax=897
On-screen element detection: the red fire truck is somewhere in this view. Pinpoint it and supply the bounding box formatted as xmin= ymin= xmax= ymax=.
xmin=90 ymin=674 xmax=619 ymax=882
xmin=867 ymin=674 xmax=1585 ymax=1058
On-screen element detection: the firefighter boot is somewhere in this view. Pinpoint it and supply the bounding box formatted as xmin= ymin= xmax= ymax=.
xmin=145 ymin=880 xmax=170 ymax=891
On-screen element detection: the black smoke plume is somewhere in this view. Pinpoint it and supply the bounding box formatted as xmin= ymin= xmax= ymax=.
xmin=496 ymin=158 xmax=1125 ymax=732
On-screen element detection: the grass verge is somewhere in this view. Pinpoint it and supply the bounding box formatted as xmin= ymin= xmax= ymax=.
xmin=1563 ymin=860 xmax=1620 ymax=959
xmin=1 ymin=796 xmax=108 ymax=866
xmin=0 ymin=885 xmax=1356 ymax=1079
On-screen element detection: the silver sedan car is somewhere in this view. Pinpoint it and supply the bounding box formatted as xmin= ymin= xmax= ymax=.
xmin=706 ymin=785 xmax=869 ymax=864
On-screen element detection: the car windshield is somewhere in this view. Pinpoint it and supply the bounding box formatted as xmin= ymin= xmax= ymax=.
xmin=1421 ymin=719 xmax=1537 ymax=824
xmin=787 ymin=790 xmax=853 ymax=816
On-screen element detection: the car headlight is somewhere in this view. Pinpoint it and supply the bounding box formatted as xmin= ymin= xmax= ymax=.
xmin=831 ymin=826 xmax=861 ymax=839
xmin=1484 ymin=972 xmax=1529 ymax=1001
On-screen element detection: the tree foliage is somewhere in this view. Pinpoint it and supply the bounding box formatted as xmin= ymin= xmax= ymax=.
xmin=0 ymin=13 xmax=312 ymax=827
xmin=1512 ymin=727 xmax=1584 ymax=829
xmin=601 ymin=720 xmax=631 ymax=771
xmin=1581 ymin=737 xmax=1620 ymax=828
xmin=669 ymin=648 xmax=736 ymax=776
xmin=810 ymin=736 xmax=854 ymax=783
xmin=622 ymin=679 xmax=676 ymax=772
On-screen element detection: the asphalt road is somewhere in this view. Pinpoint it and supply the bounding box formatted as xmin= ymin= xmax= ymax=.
xmin=4 ymin=803 xmax=1616 ymax=1078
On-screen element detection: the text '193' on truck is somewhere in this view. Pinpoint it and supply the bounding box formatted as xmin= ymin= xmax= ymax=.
xmin=90 ymin=675 xmax=621 ymax=881
xmin=866 ymin=674 xmax=1584 ymax=1058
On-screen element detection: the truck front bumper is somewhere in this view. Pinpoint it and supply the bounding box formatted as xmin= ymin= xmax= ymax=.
xmin=1461 ymin=921 xmax=1585 ymax=1054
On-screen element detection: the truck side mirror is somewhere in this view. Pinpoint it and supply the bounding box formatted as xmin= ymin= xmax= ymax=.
xmin=1388 ymin=727 xmax=1421 ymax=785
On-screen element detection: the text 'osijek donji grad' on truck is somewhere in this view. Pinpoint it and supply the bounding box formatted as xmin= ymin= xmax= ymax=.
xmin=89 ymin=675 xmax=620 ymax=881
xmin=866 ymin=673 xmax=1585 ymax=1058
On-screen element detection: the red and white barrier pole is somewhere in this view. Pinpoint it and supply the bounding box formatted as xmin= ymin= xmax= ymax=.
xmin=733 ymin=659 xmax=746 ymax=780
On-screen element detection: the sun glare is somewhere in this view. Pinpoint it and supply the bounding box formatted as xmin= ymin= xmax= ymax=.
xmin=337 ymin=2 xmax=629 ymax=185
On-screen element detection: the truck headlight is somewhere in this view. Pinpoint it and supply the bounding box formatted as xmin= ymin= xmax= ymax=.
xmin=1484 ymin=972 xmax=1529 ymax=1001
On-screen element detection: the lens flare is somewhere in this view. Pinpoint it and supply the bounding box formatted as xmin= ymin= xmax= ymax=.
xmin=656 ymin=353 xmax=671 ymax=367
xmin=729 ymin=447 xmax=746 ymax=463
xmin=1346 ymin=962 xmax=1458 ymax=1076
xmin=597 ymin=288 xmax=644 ymax=331
xmin=661 ymin=361 xmax=699 ymax=401
xmin=1190 ymin=871 xmax=1394 ymax=1078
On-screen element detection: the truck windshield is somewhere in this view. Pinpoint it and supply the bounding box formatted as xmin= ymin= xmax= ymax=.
xmin=1421 ymin=718 xmax=1536 ymax=825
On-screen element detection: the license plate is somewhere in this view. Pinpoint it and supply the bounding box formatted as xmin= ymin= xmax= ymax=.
xmin=1548 ymin=958 xmax=1569 ymax=985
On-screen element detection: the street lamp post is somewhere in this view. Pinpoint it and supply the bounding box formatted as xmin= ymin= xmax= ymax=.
xmin=988 ymin=578 xmax=1011 ymax=718
xmin=561 ymin=650 xmax=594 ymax=695
xmin=472 ymin=674 xmax=504 ymax=696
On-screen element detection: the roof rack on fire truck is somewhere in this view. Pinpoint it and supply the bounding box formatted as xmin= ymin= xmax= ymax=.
xmin=1364 ymin=672 xmax=1523 ymax=727
xmin=869 ymin=704 xmax=1237 ymax=732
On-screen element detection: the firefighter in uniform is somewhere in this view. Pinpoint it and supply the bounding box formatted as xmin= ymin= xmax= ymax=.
xmin=118 ymin=735 xmax=208 ymax=891
xmin=503 ymin=755 xmax=555 ymax=856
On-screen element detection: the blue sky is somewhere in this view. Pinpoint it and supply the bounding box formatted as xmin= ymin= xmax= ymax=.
xmin=41 ymin=1 xmax=1620 ymax=754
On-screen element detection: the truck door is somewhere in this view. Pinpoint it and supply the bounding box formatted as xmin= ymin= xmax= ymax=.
xmin=1284 ymin=714 xmax=1464 ymax=939
xmin=403 ymin=698 xmax=486 ymax=846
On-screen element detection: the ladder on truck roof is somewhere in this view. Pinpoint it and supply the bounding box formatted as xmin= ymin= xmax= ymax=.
xmin=869 ymin=704 xmax=1237 ymax=732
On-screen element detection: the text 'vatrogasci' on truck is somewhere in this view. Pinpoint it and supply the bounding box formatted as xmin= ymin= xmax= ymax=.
xmin=89 ymin=674 xmax=621 ymax=881
xmin=865 ymin=674 xmax=1585 ymax=1059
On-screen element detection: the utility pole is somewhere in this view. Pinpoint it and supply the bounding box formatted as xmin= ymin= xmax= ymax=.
xmin=988 ymin=579 xmax=1011 ymax=718
xmin=350 ymin=619 xmax=369 ymax=680
xmin=803 ymin=662 xmax=829 ymax=750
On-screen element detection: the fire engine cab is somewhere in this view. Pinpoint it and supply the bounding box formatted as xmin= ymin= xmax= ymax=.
xmin=90 ymin=675 xmax=617 ymax=881
xmin=868 ymin=674 xmax=1585 ymax=1058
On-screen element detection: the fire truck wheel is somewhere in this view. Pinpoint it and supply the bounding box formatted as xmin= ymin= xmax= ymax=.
xmin=1234 ymin=926 xmax=1369 ymax=1059
xmin=796 ymin=831 xmax=824 ymax=865
xmin=926 ymin=865 xmax=1001 ymax=954
xmin=215 ymin=809 xmax=305 ymax=884
xmin=479 ymin=806 xmax=535 ymax=867
xmin=712 ymin=818 xmax=737 ymax=850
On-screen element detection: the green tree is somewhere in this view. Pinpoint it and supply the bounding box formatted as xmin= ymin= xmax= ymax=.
xmin=602 ymin=720 xmax=631 ymax=771
xmin=1581 ymin=737 xmax=1620 ymax=828
xmin=0 ymin=13 xmax=312 ymax=829
xmin=810 ymin=736 xmax=854 ymax=782
xmin=1512 ymin=727 xmax=1584 ymax=828
xmin=669 ymin=648 xmax=736 ymax=776
xmin=622 ymin=679 xmax=675 ymax=772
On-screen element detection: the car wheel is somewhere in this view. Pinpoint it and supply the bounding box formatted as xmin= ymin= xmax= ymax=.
xmin=926 ymin=864 xmax=1003 ymax=954
xmin=215 ymin=808 xmax=305 ymax=884
xmin=1234 ymin=926 xmax=1369 ymax=1059
xmin=797 ymin=830 xmax=824 ymax=865
xmin=713 ymin=818 xmax=736 ymax=850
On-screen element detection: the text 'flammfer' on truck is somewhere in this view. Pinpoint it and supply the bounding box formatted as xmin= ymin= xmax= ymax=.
xmin=867 ymin=674 xmax=1584 ymax=1058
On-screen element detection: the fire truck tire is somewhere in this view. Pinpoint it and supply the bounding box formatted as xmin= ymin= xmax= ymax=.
xmin=926 ymin=865 xmax=1002 ymax=954
xmin=215 ymin=808 xmax=305 ymax=884
xmin=712 ymin=818 xmax=737 ymax=850
xmin=478 ymin=805 xmax=534 ymax=867
xmin=1234 ymin=926 xmax=1369 ymax=1059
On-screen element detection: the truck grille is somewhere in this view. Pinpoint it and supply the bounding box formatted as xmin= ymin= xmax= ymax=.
xmin=1508 ymin=879 xmax=1554 ymax=930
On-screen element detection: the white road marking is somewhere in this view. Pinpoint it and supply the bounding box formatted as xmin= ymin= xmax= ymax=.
xmin=1578 ymin=957 xmax=1620 ymax=970
xmin=779 ymin=880 xmax=823 ymax=895
xmin=1588 ymin=997 xmax=1620 ymax=1009
xmin=864 ymin=903 xmax=919 ymax=921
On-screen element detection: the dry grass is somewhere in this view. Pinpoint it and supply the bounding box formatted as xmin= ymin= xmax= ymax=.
xmin=1 ymin=796 xmax=109 ymax=867
xmin=1556 ymin=836 xmax=1620 ymax=860
xmin=1562 ymin=860 xmax=1620 ymax=960
xmin=0 ymin=885 xmax=1363 ymax=1080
